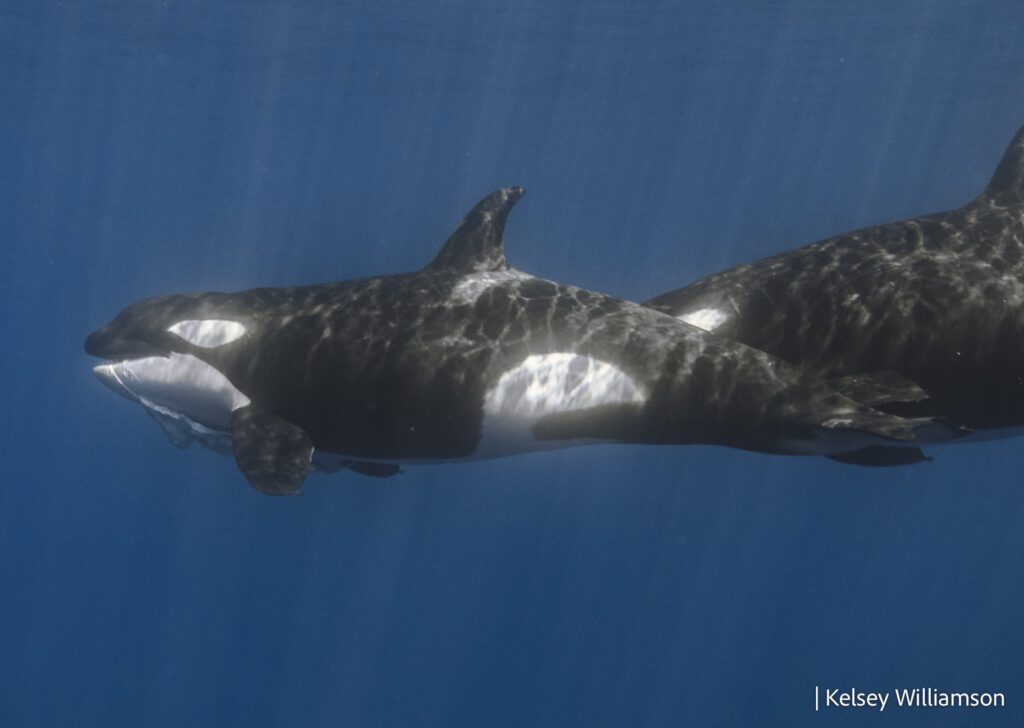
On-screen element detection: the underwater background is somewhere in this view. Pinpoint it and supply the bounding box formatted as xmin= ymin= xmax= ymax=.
xmin=3 ymin=1 xmax=1024 ymax=726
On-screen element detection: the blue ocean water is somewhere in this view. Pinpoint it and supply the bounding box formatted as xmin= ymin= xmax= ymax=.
xmin=2 ymin=1 xmax=1024 ymax=726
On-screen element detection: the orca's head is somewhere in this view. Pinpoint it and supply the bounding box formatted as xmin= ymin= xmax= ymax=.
xmin=84 ymin=294 xmax=252 ymax=431
xmin=86 ymin=293 xmax=239 ymax=360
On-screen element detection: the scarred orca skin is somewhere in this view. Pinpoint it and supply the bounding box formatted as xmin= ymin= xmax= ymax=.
xmin=645 ymin=127 xmax=1024 ymax=459
xmin=85 ymin=189 xmax=953 ymax=494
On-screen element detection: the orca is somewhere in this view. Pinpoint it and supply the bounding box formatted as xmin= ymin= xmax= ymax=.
xmin=85 ymin=188 xmax=955 ymax=494
xmin=645 ymin=127 xmax=1024 ymax=465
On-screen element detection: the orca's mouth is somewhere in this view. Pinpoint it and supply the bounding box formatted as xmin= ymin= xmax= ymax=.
xmin=92 ymin=360 xmax=147 ymax=402
xmin=84 ymin=326 xmax=168 ymax=361
xmin=88 ymin=352 xmax=251 ymax=434
xmin=90 ymin=359 xmax=236 ymax=455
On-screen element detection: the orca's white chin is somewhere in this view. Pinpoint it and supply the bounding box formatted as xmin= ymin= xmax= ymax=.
xmin=90 ymin=354 xmax=250 ymax=431
xmin=92 ymin=361 xmax=138 ymax=401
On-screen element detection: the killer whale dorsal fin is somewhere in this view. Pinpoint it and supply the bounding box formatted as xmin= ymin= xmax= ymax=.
xmin=427 ymin=187 xmax=526 ymax=273
xmin=983 ymin=126 xmax=1024 ymax=199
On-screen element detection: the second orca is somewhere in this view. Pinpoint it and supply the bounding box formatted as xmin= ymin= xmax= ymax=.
xmin=646 ymin=127 xmax=1024 ymax=465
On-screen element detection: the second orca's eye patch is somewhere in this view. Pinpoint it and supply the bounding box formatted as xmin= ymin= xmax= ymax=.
xmin=168 ymin=319 xmax=248 ymax=348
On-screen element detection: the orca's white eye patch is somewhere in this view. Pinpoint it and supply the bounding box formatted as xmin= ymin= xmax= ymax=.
xmin=167 ymin=319 xmax=247 ymax=348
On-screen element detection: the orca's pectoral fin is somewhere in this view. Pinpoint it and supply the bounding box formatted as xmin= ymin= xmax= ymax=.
xmin=344 ymin=461 xmax=402 ymax=478
xmin=815 ymin=409 xmax=966 ymax=450
xmin=820 ymin=411 xmax=967 ymax=444
xmin=827 ymin=446 xmax=932 ymax=467
xmin=826 ymin=371 xmax=929 ymax=408
xmin=230 ymin=405 xmax=313 ymax=496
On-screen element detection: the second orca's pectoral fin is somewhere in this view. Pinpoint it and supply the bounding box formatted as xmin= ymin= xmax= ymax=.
xmin=826 ymin=371 xmax=930 ymax=408
xmin=344 ymin=461 xmax=402 ymax=478
xmin=820 ymin=411 xmax=965 ymax=444
xmin=230 ymin=405 xmax=314 ymax=496
xmin=426 ymin=187 xmax=526 ymax=273
xmin=827 ymin=446 xmax=932 ymax=467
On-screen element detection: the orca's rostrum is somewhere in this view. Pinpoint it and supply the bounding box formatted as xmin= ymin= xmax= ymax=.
xmin=85 ymin=188 xmax=954 ymax=494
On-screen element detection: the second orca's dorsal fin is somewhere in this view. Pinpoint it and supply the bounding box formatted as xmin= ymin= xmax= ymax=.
xmin=427 ymin=187 xmax=526 ymax=273
xmin=983 ymin=126 xmax=1024 ymax=199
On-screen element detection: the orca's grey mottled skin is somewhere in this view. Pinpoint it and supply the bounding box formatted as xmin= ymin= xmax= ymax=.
xmin=646 ymin=127 xmax=1024 ymax=446
xmin=85 ymin=189 xmax=951 ymax=494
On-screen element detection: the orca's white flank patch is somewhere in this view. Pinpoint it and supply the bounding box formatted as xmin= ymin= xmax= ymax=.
xmin=678 ymin=307 xmax=729 ymax=332
xmin=168 ymin=319 xmax=247 ymax=348
xmin=486 ymin=353 xmax=645 ymax=416
xmin=93 ymin=353 xmax=250 ymax=430
xmin=477 ymin=353 xmax=646 ymax=457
